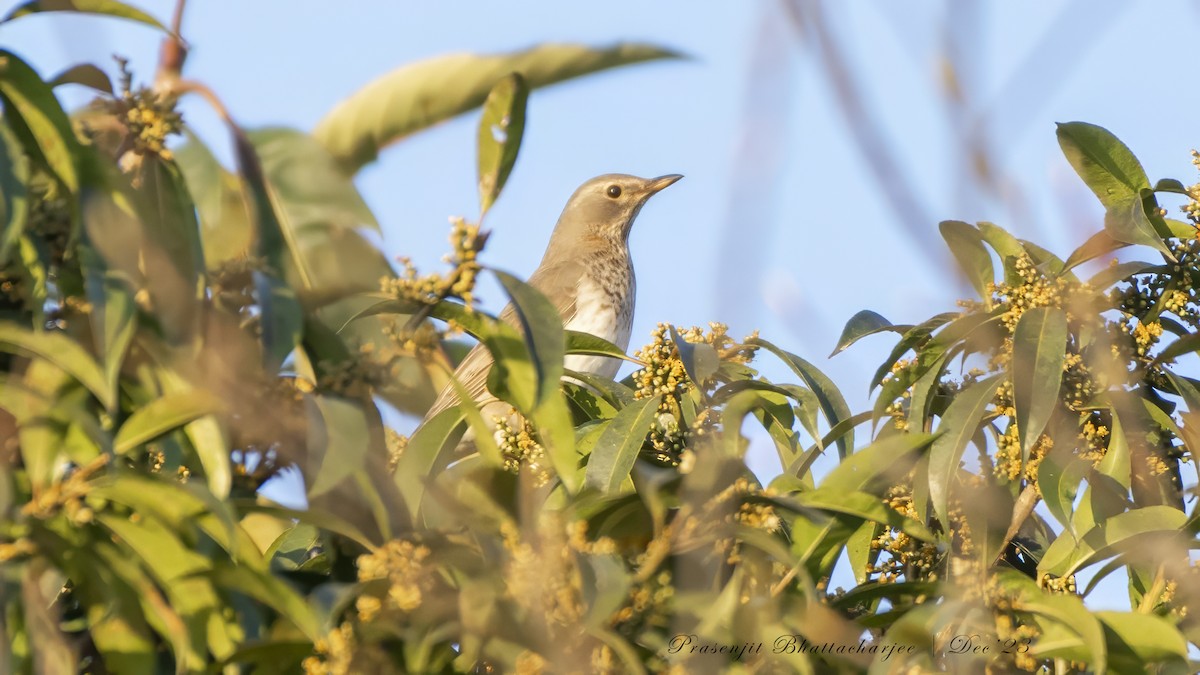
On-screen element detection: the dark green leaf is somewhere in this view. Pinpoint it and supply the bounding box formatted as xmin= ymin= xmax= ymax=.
xmin=494 ymin=269 xmax=565 ymax=407
xmin=0 ymin=49 xmax=80 ymax=192
xmin=0 ymin=121 xmax=29 ymax=262
xmin=830 ymin=309 xmax=900 ymax=357
xmin=1056 ymin=122 xmax=1149 ymax=207
xmin=751 ymin=337 xmax=855 ymax=459
xmin=583 ymin=396 xmax=659 ymax=494
xmin=255 ymin=270 xmax=302 ymax=372
xmin=1153 ymin=178 xmax=1189 ymax=195
xmin=48 ymin=63 xmax=113 ymax=93
xmin=939 ymin=220 xmax=994 ymax=298
xmin=928 ymin=375 xmax=1002 ymax=525
xmin=209 ymin=563 xmax=322 ymax=642
xmin=477 ymin=73 xmax=528 ymax=215
xmin=314 ymin=42 xmax=683 ymax=173
xmin=1012 ymin=306 xmax=1067 ymax=459
xmin=669 ymin=325 xmax=718 ymax=386
xmin=79 ymin=247 xmax=135 ymax=409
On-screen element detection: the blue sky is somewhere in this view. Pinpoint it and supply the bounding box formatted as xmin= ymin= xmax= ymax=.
xmin=6 ymin=0 xmax=1200 ymax=614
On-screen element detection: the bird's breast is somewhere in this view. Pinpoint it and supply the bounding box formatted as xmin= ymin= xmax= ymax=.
xmin=563 ymin=274 xmax=633 ymax=381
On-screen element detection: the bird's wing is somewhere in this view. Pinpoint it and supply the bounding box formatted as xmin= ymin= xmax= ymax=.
xmin=422 ymin=260 xmax=586 ymax=420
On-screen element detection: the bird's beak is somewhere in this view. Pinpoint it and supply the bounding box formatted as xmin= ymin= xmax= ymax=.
xmin=645 ymin=174 xmax=683 ymax=194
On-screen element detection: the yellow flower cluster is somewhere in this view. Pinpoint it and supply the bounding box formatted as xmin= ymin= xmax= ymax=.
xmin=355 ymin=539 xmax=432 ymax=620
xmin=501 ymin=518 xmax=585 ymax=628
xmin=869 ymin=485 xmax=942 ymax=584
xmin=385 ymin=428 xmax=408 ymax=473
xmin=380 ymin=218 xmax=486 ymax=309
xmin=113 ymin=61 xmax=182 ymax=161
xmin=992 ymin=254 xmax=1071 ymax=333
xmin=493 ymin=414 xmax=550 ymax=485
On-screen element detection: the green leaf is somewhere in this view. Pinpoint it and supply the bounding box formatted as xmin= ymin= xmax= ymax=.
xmin=247 ymin=128 xmax=380 ymax=236
xmin=939 ymin=220 xmax=994 ymax=298
xmin=0 ymin=322 xmax=111 ymax=409
xmin=113 ymin=389 xmax=226 ymax=455
xmin=313 ymin=42 xmax=683 ymax=173
xmin=565 ymin=330 xmax=631 ymax=361
xmin=134 ymin=156 xmax=205 ymax=341
xmin=394 ymin=407 xmax=465 ymax=521
xmin=306 ymin=395 xmax=374 ymax=498
xmin=583 ymin=396 xmax=659 ymax=494
xmin=494 ymin=269 xmax=565 ymax=407
xmin=1055 ymin=122 xmax=1170 ymax=258
xmin=830 ymin=309 xmax=900 ymax=357
xmin=476 ymin=73 xmax=528 ymax=216
xmin=255 ymin=271 xmax=302 ymax=372
xmin=48 ymin=63 xmax=113 ymax=93
xmin=0 ymin=121 xmax=29 ymax=262
xmin=1063 ymin=230 xmax=1126 ymax=272
xmin=669 ymin=325 xmax=719 ymax=387
xmin=793 ymin=488 xmax=934 ymax=542
xmin=1094 ymin=611 xmax=1188 ymax=665
xmin=1012 ymin=306 xmax=1067 ymax=459
xmin=2 ymin=0 xmax=167 ymax=30
xmin=0 ymin=49 xmax=80 ymax=192
xmin=751 ymin=337 xmax=855 ymax=459
xmin=1056 ymin=122 xmax=1150 ymax=207
xmin=209 ymin=563 xmax=322 ymax=642
xmin=79 ymin=247 xmax=135 ymax=409
xmin=978 ymin=221 xmax=1026 ymax=285
xmin=821 ymin=432 xmax=936 ymax=493
xmin=1107 ymin=193 xmax=1173 ymax=258
xmin=1039 ymin=505 xmax=1187 ymax=577
xmin=174 ymin=132 xmax=255 ymax=266
xmin=928 ymin=374 xmax=1002 ymax=526
xmin=1086 ymin=261 xmax=1156 ymax=290
xmin=1021 ymin=589 xmax=1107 ymax=673
xmin=1037 ymin=428 xmax=1090 ymax=530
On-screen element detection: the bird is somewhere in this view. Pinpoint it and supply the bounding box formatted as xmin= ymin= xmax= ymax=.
xmin=424 ymin=173 xmax=683 ymax=423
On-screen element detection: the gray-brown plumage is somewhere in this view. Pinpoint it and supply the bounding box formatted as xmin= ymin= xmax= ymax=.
xmin=424 ymin=173 xmax=682 ymax=422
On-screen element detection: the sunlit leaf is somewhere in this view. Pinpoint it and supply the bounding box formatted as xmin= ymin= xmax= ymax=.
xmin=2 ymin=0 xmax=166 ymax=30
xmin=314 ymin=42 xmax=682 ymax=173
xmin=477 ymin=73 xmax=528 ymax=215
xmin=0 ymin=322 xmax=111 ymax=408
xmin=1012 ymin=306 xmax=1067 ymax=459
xmin=583 ymin=396 xmax=658 ymax=494
xmin=1039 ymin=505 xmax=1187 ymax=577
xmin=0 ymin=121 xmax=29 ymax=262
xmin=0 ymin=49 xmax=80 ymax=192
xmin=113 ymin=389 xmax=226 ymax=455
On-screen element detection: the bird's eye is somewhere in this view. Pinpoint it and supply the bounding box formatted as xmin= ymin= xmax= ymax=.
xmin=606 ymin=185 xmax=622 ymax=198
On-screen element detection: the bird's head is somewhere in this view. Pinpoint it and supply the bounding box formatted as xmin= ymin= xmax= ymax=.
xmin=550 ymin=173 xmax=682 ymax=250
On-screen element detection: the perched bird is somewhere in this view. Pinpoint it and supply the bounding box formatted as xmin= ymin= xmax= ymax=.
xmin=425 ymin=173 xmax=682 ymax=422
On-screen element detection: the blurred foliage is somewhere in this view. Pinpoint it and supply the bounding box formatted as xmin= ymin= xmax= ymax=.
xmin=1 ymin=4 xmax=1199 ymax=675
